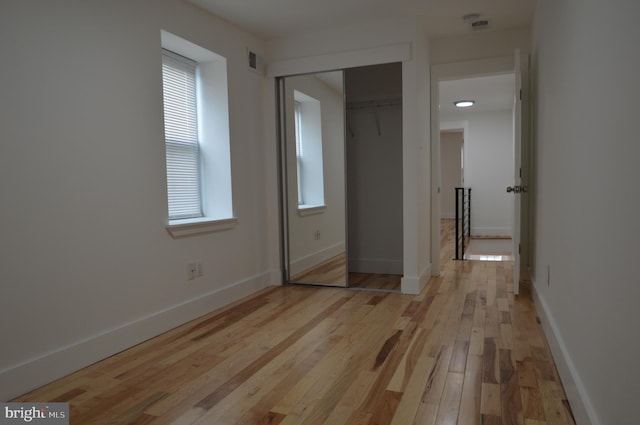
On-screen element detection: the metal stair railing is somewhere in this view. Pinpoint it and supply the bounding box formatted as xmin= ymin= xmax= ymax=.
xmin=454 ymin=187 xmax=471 ymax=260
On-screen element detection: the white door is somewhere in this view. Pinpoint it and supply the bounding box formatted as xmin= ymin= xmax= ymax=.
xmin=510 ymin=49 xmax=522 ymax=295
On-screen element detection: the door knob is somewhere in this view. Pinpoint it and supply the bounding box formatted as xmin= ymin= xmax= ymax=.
xmin=506 ymin=185 xmax=528 ymax=193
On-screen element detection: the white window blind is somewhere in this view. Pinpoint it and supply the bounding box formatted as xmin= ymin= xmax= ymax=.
xmin=162 ymin=49 xmax=202 ymax=220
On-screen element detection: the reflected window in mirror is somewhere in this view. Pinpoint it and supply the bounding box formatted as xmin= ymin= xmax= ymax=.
xmin=294 ymin=101 xmax=304 ymax=205
xmin=293 ymin=90 xmax=325 ymax=211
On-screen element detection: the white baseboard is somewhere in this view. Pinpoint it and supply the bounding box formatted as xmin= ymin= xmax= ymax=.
xmin=471 ymin=227 xmax=512 ymax=238
xmin=0 ymin=273 xmax=273 ymax=401
xmin=348 ymin=258 xmax=403 ymax=275
xmin=441 ymin=212 xmax=455 ymax=219
xmin=289 ymin=242 xmax=345 ymax=275
xmin=401 ymin=263 xmax=431 ymax=295
xmin=531 ymin=279 xmax=599 ymax=425
xmin=268 ymin=268 xmax=283 ymax=285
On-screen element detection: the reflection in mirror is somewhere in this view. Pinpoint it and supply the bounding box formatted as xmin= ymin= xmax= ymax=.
xmin=282 ymin=71 xmax=348 ymax=287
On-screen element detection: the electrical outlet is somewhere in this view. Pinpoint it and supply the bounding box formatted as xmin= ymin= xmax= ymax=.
xmin=187 ymin=262 xmax=198 ymax=280
xmin=314 ymin=230 xmax=321 ymax=240
xmin=196 ymin=261 xmax=203 ymax=277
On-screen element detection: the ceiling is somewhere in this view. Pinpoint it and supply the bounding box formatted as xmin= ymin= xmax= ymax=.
xmin=186 ymin=1 xmax=525 ymax=122
xmin=439 ymin=73 xmax=515 ymax=120
xmin=188 ymin=0 xmax=538 ymax=40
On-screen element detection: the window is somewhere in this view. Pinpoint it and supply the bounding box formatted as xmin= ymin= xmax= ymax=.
xmin=162 ymin=50 xmax=202 ymax=220
xmin=161 ymin=30 xmax=235 ymax=237
xmin=293 ymin=90 xmax=325 ymax=212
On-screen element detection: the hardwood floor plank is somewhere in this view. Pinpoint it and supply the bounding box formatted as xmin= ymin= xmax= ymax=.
xmin=449 ymin=339 xmax=469 ymax=373
xmin=421 ymin=344 xmax=454 ymax=405
xmin=517 ymin=357 xmax=538 ymax=389
xmin=482 ymin=414 xmax=503 ymax=425
xmin=262 ymin=411 xmax=287 ymax=425
xmin=388 ymin=354 xmax=436 ymax=425
xmin=412 ymin=402 xmax=439 ymax=425
xmin=368 ymin=390 xmax=403 ymax=425
xmin=480 ymin=383 xmax=502 ymax=417
xmin=469 ymin=327 xmax=485 ymax=356
xmin=458 ymin=354 xmax=482 ymax=425
xmin=387 ymin=327 xmax=429 ymax=393
xmin=323 ymin=370 xmax=378 ymax=425
xmin=482 ymin=338 xmax=499 ymax=384
xmin=434 ymin=372 xmax=464 ymax=425
xmin=500 ymin=324 xmax=514 ymax=350
xmin=521 ymin=386 xmax=546 ymax=422
xmin=538 ymin=381 xmax=571 ymax=425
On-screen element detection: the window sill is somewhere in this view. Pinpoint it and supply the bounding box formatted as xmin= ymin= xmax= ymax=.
xmin=166 ymin=217 xmax=238 ymax=238
xmin=297 ymin=205 xmax=326 ymax=217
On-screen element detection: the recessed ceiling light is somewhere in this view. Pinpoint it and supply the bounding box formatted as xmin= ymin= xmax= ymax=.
xmin=455 ymin=100 xmax=475 ymax=108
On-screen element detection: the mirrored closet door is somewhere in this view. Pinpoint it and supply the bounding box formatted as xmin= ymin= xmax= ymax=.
xmin=278 ymin=71 xmax=348 ymax=287
xmin=278 ymin=63 xmax=404 ymax=291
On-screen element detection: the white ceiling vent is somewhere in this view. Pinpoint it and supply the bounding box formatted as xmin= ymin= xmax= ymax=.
xmin=247 ymin=49 xmax=265 ymax=75
xmin=471 ymin=20 xmax=489 ymax=29
xmin=463 ymin=13 xmax=489 ymax=30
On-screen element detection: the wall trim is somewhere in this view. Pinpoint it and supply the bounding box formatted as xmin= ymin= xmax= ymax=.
xmin=268 ymin=269 xmax=283 ymax=286
xmin=348 ymin=258 xmax=403 ymax=275
xmin=402 ymin=263 xmax=431 ymax=294
xmin=471 ymin=227 xmax=512 ymax=238
xmin=289 ymin=242 xmax=345 ymax=276
xmin=0 ymin=273 xmax=273 ymax=401
xmin=531 ymin=279 xmax=600 ymax=425
xmin=267 ymin=43 xmax=411 ymax=77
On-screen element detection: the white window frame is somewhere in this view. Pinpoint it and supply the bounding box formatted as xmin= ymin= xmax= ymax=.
xmin=161 ymin=30 xmax=236 ymax=237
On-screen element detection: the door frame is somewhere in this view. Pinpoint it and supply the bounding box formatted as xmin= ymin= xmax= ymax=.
xmin=430 ymin=55 xmax=530 ymax=280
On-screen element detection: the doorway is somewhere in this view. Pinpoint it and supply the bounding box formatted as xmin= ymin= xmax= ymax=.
xmin=430 ymin=53 xmax=530 ymax=293
xmin=439 ymin=73 xmax=516 ymax=261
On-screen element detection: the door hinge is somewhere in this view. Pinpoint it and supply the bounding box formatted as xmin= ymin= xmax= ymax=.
xmin=519 ymin=244 xmax=521 ymax=255
xmin=519 ymin=89 xmax=522 ymax=100
xmin=519 ymin=167 xmax=522 ymax=178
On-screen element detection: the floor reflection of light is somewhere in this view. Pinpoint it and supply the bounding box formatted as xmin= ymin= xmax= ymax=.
xmin=464 ymin=254 xmax=514 ymax=262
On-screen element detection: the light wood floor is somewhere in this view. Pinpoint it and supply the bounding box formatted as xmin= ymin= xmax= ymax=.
xmin=290 ymin=253 xmax=402 ymax=291
xmin=290 ymin=253 xmax=350 ymax=286
xmin=13 ymin=223 xmax=575 ymax=425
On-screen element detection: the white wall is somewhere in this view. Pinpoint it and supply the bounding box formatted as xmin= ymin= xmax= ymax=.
xmin=442 ymin=112 xmax=514 ymax=237
xmin=284 ymin=75 xmax=346 ymax=274
xmin=532 ymin=1 xmax=640 ymax=425
xmin=0 ymin=0 xmax=274 ymax=400
xmin=440 ymin=132 xmax=463 ymax=219
xmin=431 ymin=27 xmax=531 ymax=65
